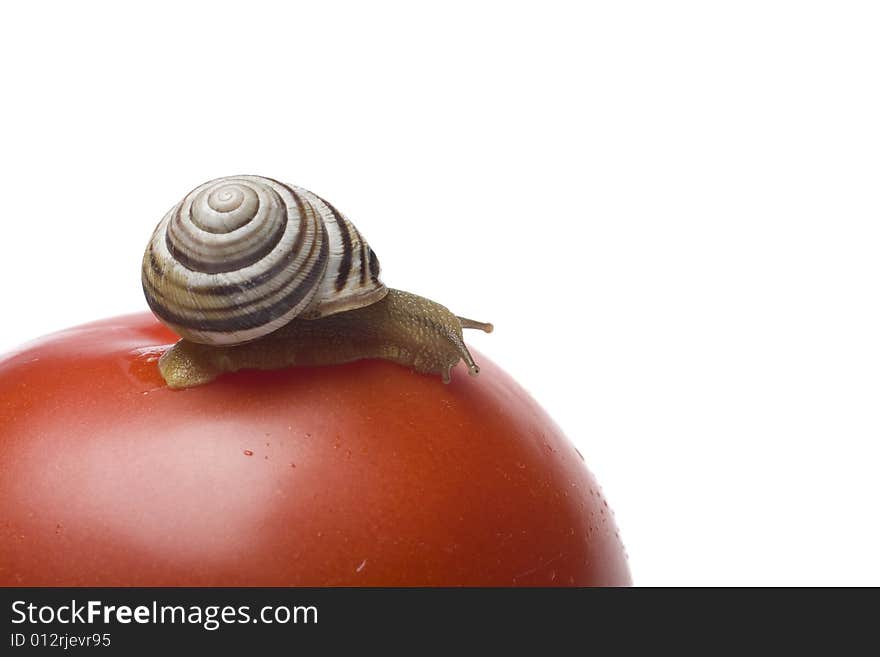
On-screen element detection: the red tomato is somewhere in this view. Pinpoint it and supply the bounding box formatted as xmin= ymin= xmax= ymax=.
xmin=0 ymin=313 xmax=630 ymax=586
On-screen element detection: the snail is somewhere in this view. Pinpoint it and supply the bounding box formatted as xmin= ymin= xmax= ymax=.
xmin=142 ymin=175 xmax=493 ymax=389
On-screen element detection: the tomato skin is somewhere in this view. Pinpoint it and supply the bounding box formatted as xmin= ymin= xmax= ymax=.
xmin=0 ymin=313 xmax=630 ymax=586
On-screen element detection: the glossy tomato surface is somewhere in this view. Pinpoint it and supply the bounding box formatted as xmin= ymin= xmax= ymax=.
xmin=0 ymin=313 xmax=630 ymax=586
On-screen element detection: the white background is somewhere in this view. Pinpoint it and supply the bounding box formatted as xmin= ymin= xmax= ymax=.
xmin=1 ymin=1 xmax=878 ymax=586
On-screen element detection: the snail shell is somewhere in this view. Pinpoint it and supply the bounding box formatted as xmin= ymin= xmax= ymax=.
xmin=142 ymin=175 xmax=387 ymax=345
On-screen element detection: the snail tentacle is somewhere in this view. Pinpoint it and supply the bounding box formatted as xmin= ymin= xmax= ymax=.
xmin=456 ymin=316 xmax=494 ymax=333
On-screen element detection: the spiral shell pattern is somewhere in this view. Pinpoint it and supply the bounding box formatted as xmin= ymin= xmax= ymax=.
xmin=142 ymin=175 xmax=386 ymax=345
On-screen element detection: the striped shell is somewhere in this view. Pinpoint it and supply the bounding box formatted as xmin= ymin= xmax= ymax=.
xmin=142 ymin=175 xmax=387 ymax=345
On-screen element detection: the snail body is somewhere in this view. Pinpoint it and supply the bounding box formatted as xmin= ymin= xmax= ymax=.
xmin=142 ymin=175 xmax=492 ymax=388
